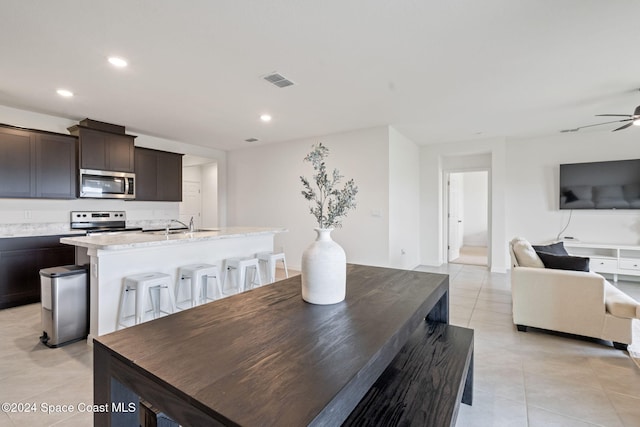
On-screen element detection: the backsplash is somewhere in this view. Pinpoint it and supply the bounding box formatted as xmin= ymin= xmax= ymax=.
xmin=0 ymin=219 xmax=184 ymax=238
xmin=0 ymin=197 xmax=181 ymax=237
xmin=0 ymin=222 xmax=80 ymax=237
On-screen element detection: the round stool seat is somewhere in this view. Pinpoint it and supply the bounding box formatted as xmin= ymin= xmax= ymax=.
xmin=176 ymin=263 xmax=222 ymax=308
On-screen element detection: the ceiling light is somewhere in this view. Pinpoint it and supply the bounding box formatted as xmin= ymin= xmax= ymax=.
xmin=260 ymin=114 xmax=272 ymax=122
xmin=108 ymin=57 xmax=128 ymax=68
xmin=56 ymin=89 xmax=73 ymax=97
xmin=634 ymin=119 xmax=640 ymax=126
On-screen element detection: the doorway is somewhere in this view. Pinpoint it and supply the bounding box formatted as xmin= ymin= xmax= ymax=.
xmin=180 ymin=156 xmax=220 ymax=228
xmin=180 ymin=181 xmax=202 ymax=229
xmin=447 ymin=170 xmax=489 ymax=266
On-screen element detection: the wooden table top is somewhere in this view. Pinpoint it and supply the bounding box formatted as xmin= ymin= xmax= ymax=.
xmin=94 ymin=264 xmax=449 ymax=426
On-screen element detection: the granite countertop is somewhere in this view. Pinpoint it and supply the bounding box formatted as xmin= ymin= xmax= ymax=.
xmin=60 ymin=227 xmax=288 ymax=250
xmin=0 ymin=224 xmax=86 ymax=238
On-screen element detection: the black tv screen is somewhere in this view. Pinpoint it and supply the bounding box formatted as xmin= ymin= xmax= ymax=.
xmin=559 ymin=159 xmax=640 ymax=209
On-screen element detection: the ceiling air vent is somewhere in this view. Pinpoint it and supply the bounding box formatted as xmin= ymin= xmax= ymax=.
xmin=263 ymin=72 xmax=294 ymax=88
xmin=245 ymin=138 xmax=259 ymax=143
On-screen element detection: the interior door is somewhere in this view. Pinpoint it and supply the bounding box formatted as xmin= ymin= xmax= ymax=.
xmin=179 ymin=181 xmax=202 ymax=229
xmin=448 ymin=173 xmax=464 ymax=261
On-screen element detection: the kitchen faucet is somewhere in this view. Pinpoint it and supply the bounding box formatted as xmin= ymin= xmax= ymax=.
xmin=166 ymin=217 xmax=195 ymax=234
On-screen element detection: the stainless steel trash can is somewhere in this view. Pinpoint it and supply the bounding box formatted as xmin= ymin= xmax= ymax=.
xmin=39 ymin=265 xmax=88 ymax=347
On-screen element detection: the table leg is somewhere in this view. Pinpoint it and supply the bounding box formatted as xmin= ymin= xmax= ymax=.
xmin=426 ymin=288 xmax=449 ymax=324
xmin=94 ymin=343 xmax=139 ymax=426
xmin=93 ymin=343 xmax=111 ymax=427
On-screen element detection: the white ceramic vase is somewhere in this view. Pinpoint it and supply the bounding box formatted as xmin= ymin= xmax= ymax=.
xmin=301 ymin=228 xmax=346 ymax=305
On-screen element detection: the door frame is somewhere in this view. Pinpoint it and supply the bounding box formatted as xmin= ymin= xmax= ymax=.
xmin=447 ymin=172 xmax=464 ymax=261
xmin=442 ymin=167 xmax=492 ymax=267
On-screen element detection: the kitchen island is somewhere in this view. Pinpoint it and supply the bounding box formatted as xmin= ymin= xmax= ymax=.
xmin=93 ymin=264 xmax=469 ymax=427
xmin=61 ymin=227 xmax=286 ymax=338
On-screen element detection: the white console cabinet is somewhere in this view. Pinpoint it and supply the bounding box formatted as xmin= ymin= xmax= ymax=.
xmin=563 ymin=241 xmax=640 ymax=282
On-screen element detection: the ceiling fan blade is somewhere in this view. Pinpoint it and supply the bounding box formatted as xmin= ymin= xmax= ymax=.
xmin=573 ymin=118 xmax=632 ymax=131
xmin=612 ymin=122 xmax=634 ymax=132
xmin=595 ymin=114 xmax=632 ymax=117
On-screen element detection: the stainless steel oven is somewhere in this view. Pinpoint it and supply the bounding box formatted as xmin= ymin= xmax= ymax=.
xmin=70 ymin=211 xmax=143 ymax=264
xmin=79 ymin=169 xmax=135 ymax=199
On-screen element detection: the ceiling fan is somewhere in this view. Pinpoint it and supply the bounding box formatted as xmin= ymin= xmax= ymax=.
xmin=561 ymin=104 xmax=640 ymax=133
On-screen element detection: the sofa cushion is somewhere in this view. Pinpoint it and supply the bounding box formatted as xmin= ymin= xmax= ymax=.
xmin=564 ymin=185 xmax=592 ymax=201
xmin=562 ymin=189 xmax=579 ymax=203
xmin=605 ymin=282 xmax=640 ymax=319
xmin=511 ymin=237 xmax=544 ymax=268
xmin=533 ymin=241 xmax=569 ymax=256
xmin=594 ymin=185 xmax=625 ymax=201
xmin=593 ymin=185 xmax=630 ymax=209
xmin=537 ymin=252 xmax=590 ymax=272
xmin=561 ymin=185 xmax=595 ymax=208
xmin=623 ymin=183 xmax=640 ymax=202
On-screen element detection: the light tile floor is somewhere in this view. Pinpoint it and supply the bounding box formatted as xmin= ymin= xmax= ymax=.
xmin=414 ymin=263 xmax=640 ymax=427
xmin=1 ymin=265 xmax=639 ymax=426
xmin=451 ymin=245 xmax=489 ymax=266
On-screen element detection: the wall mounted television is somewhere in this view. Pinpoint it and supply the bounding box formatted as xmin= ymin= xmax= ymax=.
xmin=559 ymin=159 xmax=640 ymax=210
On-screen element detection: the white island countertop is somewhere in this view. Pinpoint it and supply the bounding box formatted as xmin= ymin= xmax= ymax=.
xmin=60 ymin=226 xmax=287 ymax=338
xmin=60 ymin=226 xmax=287 ymax=251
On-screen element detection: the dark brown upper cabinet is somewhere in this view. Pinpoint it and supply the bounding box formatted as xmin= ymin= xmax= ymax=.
xmin=0 ymin=125 xmax=77 ymax=199
xmin=68 ymin=125 xmax=136 ymax=173
xmin=134 ymin=147 xmax=183 ymax=201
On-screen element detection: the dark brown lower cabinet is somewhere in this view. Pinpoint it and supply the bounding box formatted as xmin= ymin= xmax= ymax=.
xmin=0 ymin=236 xmax=75 ymax=309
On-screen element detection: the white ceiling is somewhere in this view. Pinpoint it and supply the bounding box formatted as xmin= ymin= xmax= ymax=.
xmin=2 ymin=0 xmax=640 ymax=151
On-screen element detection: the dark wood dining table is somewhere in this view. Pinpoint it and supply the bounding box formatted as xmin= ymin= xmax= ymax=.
xmin=93 ymin=264 xmax=450 ymax=426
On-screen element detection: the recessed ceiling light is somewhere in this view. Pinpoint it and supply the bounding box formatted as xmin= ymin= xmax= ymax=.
xmin=56 ymin=89 xmax=74 ymax=97
xmin=260 ymin=114 xmax=272 ymax=122
xmin=108 ymin=57 xmax=128 ymax=68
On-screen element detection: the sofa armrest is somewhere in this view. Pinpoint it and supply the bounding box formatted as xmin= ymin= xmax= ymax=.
xmin=604 ymin=282 xmax=640 ymax=319
xmin=511 ymin=267 xmax=607 ymax=335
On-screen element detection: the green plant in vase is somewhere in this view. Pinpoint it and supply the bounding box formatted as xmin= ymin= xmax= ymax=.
xmin=300 ymin=143 xmax=358 ymax=229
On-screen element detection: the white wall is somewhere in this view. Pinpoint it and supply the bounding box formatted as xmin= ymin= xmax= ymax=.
xmin=462 ymin=171 xmax=488 ymax=246
xmin=506 ymin=130 xmax=640 ymax=246
xmin=388 ymin=127 xmax=421 ymax=269
xmin=227 ymin=127 xmax=391 ymax=270
xmin=182 ymin=166 xmax=201 ymax=182
xmin=421 ymin=129 xmax=640 ymax=272
xmin=0 ymin=104 xmax=227 ymax=227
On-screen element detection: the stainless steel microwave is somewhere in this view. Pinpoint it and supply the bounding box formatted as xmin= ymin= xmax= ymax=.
xmin=79 ymin=169 xmax=135 ymax=199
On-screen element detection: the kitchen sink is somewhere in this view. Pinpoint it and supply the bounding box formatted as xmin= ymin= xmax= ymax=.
xmin=146 ymin=228 xmax=220 ymax=235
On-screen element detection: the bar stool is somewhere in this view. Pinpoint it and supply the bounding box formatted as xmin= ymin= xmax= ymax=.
xmin=257 ymin=251 xmax=289 ymax=284
xmin=117 ymin=272 xmax=176 ymax=329
xmin=223 ymin=257 xmax=262 ymax=294
xmin=176 ymin=263 xmax=222 ymax=308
